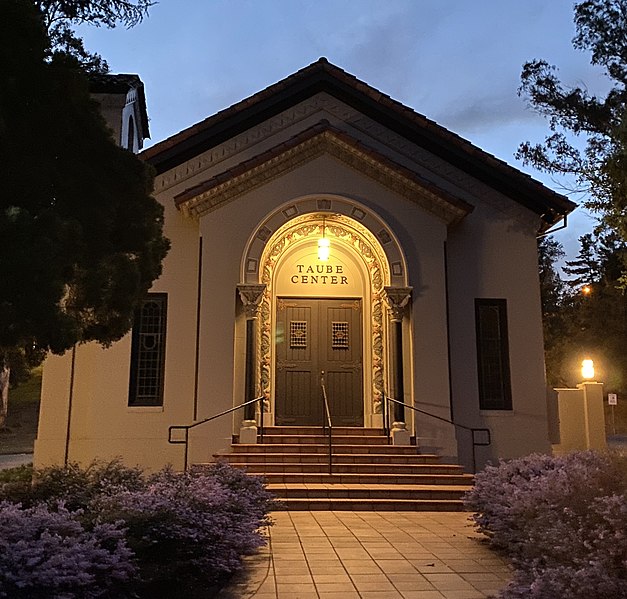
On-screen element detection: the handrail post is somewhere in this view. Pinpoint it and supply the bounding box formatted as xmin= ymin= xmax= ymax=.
xmin=384 ymin=395 xmax=492 ymax=473
xmin=321 ymin=371 xmax=325 ymax=432
xmin=320 ymin=371 xmax=333 ymax=475
xmin=168 ymin=396 xmax=264 ymax=469
xmin=260 ymin=398 xmax=264 ymax=444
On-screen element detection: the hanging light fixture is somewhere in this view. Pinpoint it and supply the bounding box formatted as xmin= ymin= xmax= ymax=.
xmin=317 ymin=216 xmax=330 ymax=261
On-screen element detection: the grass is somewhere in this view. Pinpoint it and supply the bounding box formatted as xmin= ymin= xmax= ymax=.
xmin=0 ymin=367 xmax=42 ymax=455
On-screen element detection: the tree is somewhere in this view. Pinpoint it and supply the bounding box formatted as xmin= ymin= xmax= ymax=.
xmin=0 ymin=0 xmax=169 ymax=425
xmin=517 ymin=0 xmax=627 ymax=271
xmin=36 ymin=0 xmax=154 ymax=73
xmin=538 ymin=237 xmax=571 ymax=388
xmin=539 ymin=232 xmax=627 ymax=393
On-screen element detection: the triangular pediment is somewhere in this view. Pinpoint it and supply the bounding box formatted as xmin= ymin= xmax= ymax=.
xmin=173 ymin=120 xmax=473 ymax=223
xmin=142 ymin=58 xmax=575 ymax=230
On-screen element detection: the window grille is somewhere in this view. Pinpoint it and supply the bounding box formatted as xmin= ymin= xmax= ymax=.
xmin=290 ymin=321 xmax=307 ymax=348
xmin=332 ymin=321 xmax=349 ymax=349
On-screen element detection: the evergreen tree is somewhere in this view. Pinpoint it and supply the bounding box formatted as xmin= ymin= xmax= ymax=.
xmin=0 ymin=0 xmax=169 ymax=423
xmin=542 ymin=232 xmax=627 ymax=393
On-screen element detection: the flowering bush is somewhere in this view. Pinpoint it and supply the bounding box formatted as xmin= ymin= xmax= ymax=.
xmin=465 ymin=451 xmax=627 ymax=599
xmin=0 ymin=501 xmax=136 ymax=599
xmin=94 ymin=463 xmax=274 ymax=595
xmin=0 ymin=460 xmax=274 ymax=598
xmin=29 ymin=459 xmax=146 ymax=511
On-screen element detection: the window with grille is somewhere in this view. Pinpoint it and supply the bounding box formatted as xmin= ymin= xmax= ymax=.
xmin=290 ymin=321 xmax=307 ymax=348
xmin=475 ymin=299 xmax=512 ymax=410
xmin=128 ymin=293 xmax=167 ymax=406
xmin=332 ymin=321 xmax=349 ymax=349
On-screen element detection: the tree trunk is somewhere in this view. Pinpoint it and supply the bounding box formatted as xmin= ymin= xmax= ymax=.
xmin=0 ymin=364 xmax=9 ymax=429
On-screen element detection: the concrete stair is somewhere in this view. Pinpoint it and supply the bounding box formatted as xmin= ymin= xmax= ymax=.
xmin=213 ymin=426 xmax=473 ymax=511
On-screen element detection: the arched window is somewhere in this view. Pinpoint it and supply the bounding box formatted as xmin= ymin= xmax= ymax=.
xmin=126 ymin=115 xmax=136 ymax=152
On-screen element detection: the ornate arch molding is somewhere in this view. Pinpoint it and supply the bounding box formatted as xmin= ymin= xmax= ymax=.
xmin=241 ymin=195 xmax=408 ymax=417
xmin=241 ymin=195 xmax=408 ymax=287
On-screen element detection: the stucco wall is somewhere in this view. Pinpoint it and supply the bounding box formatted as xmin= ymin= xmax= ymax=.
xmin=35 ymin=191 xmax=201 ymax=472
xmin=447 ymin=200 xmax=551 ymax=470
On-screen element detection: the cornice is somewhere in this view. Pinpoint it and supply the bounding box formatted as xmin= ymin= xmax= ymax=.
xmin=153 ymin=94 xmax=351 ymax=193
xmin=174 ymin=123 xmax=473 ymax=225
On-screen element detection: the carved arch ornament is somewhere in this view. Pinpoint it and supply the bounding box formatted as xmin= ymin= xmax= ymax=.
xmin=242 ymin=196 xmax=408 ymax=419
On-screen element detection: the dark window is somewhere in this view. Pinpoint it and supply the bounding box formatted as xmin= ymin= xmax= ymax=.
xmin=475 ymin=299 xmax=512 ymax=410
xmin=128 ymin=294 xmax=167 ymax=406
xmin=126 ymin=115 xmax=136 ymax=152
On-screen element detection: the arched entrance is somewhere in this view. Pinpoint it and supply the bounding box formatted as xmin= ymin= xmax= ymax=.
xmin=240 ymin=195 xmax=409 ymax=428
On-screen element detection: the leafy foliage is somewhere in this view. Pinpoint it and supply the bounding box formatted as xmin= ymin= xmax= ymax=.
xmin=0 ymin=0 xmax=169 ymax=380
xmin=36 ymin=0 xmax=154 ymax=72
xmin=0 ymin=501 xmax=136 ymax=599
xmin=518 ymin=0 xmax=627 ymax=275
xmin=538 ymin=232 xmax=627 ymax=394
xmin=0 ymin=460 xmax=275 ymax=598
xmin=465 ymin=451 xmax=627 ymax=599
xmin=94 ymin=464 xmax=274 ymax=594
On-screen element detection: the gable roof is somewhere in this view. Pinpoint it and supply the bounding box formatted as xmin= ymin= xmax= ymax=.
xmin=173 ymin=119 xmax=474 ymax=223
xmin=89 ymin=73 xmax=150 ymax=139
xmin=142 ymin=58 xmax=575 ymax=229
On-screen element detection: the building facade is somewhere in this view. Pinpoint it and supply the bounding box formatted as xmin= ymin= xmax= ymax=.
xmin=35 ymin=59 xmax=575 ymax=472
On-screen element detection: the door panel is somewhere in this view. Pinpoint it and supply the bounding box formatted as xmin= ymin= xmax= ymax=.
xmin=275 ymin=298 xmax=363 ymax=426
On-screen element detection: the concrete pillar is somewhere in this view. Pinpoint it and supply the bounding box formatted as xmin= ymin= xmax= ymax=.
xmin=578 ymin=382 xmax=607 ymax=451
xmin=553 ymin=382 xmax=607 ymax=454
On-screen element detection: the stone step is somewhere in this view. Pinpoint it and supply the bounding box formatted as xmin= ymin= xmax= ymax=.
xmin=229 ymin=444 xmax=420 ymax=454
xmin=277 ymin=497 xmax=466 ymax=512
xmin=258 ymin=434 xmax=392 ymax=445
xmin=253 ymin=472 xmax=473 ymax=485
xmin=216 ymin=459 xmax=464 ymax=475
xmin=218 ymin=452 xmax=445 ymax=464
xmin=262 ymin=426 xmax=385 ymax=436
xmin=268 ymin=483 xmax=471 ymax=501
xmin=209 ymin=425 xmax=471 ymax=512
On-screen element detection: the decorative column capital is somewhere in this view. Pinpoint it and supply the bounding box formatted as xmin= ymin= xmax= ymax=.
xmin=383 ymin=286 xmax=412 ymax=322
xmin=237 ymin=284 xmax=266 ymax=318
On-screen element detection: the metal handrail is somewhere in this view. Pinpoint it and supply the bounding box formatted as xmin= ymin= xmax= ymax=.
xmin=168 ymin=395 xmax=264 ymax=471
xmin=320 ymin=371 xmax=333 ymax=475
xmin=383 ymin=393 xmax=491 ymax=472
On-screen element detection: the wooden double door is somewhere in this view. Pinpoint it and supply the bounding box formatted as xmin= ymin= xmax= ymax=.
xmin=275 ymin=298 xmax=363 ymax=426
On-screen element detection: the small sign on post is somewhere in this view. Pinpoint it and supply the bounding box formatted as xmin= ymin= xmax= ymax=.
xmin=608 ymin=393 xmax=618 ymax=436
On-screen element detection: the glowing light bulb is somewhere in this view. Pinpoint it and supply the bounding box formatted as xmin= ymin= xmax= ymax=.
xmin=581 ymin=359 xmax=594 ymax=380
xmin=318 ymin=237 xmax=330 ymax=261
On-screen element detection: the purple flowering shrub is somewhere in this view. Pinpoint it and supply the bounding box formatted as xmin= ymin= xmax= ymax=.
xmin=465 ymin=451 xmax=627 ymax=599
xmin=0 ymin=501 xmax=136 ymax=599
xmin=29 ymin=459 xmax=146 ymax=511
xmin=93 ymin=464 xmax=274 ymax=595
xmin=0 ymin=460 xmax=274 ymax=598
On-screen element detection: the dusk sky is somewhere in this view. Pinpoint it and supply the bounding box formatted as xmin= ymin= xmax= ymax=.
xmin=77 ymin=0 xmax=611 ymax=261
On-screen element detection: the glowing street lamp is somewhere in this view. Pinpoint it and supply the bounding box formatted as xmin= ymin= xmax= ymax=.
xmin=581 ymin=284 xmax=592 ymax=296
xmin=581 ymin=359 xmax=595 ymax=380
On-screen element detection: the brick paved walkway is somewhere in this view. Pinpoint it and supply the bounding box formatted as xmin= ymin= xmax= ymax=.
xmin=219 ymin=511 xmax=512 ymax=598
